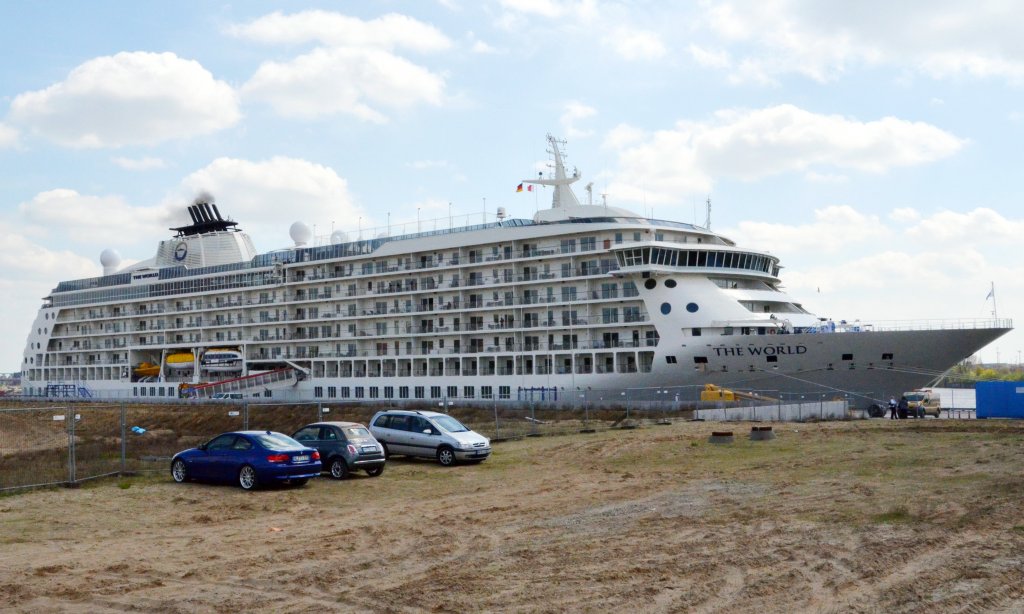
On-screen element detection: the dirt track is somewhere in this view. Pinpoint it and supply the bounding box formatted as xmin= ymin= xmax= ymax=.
xmin=1 ymin=419 xmax=1023 ymax=613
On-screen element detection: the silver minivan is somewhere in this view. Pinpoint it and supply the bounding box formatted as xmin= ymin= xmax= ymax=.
xmin=369 ymin=410 xmax=491 ymax=466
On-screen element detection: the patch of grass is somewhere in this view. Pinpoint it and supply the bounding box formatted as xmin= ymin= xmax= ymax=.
xmin=117 ymin=479 xmax=132 ymax=490
xmin=872 ymin=505 xmax=914 ymax=524
xmin=1013 ymin=526 xmax=1024 ymax=534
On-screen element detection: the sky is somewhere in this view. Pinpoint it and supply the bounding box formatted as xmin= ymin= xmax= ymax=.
xmin=1 ymin=0 xmax=1022 ymax=372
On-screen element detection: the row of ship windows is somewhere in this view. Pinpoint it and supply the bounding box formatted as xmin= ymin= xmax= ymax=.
xmin=313 ymin=385 xmax=515 ymax=400
xmin=619 ymin=247 xmax=779 ymax=276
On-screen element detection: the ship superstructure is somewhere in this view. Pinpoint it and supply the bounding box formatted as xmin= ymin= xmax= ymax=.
xmin=20 ymin=136 xmax=1012 ymax=404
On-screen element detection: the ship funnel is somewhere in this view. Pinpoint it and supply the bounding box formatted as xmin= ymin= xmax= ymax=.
xmin=211 ymin=203 xmax=224 ymax=221
xmin=202 ymin=202 xmax=217 ymax=222
xmin=187 ymin=206 xmax=200 ymax=224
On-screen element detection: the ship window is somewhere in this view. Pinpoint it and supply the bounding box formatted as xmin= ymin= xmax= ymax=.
xmin=314 ymin=386 xmax=323 ymax=398
xmin=370 ymin=387 xmax=379 ymax=399
xmin=499 ymin=385 xmax=511 ymax=399
xmin=665 ymin=356 xmax=677 ymax=364
xmin=642 ymin=248 xmax=651 ymax=264
xmin=341 ymin=386 xmax=350 ymax=398
xmin=696 ymin=252 xmax=707 ymax=267
xmin=693 ymin=356 xmax=708 ymax=364
xmin=415 ymin=386 xmax=424 ymax=399
xmin=882 ymin=353 xmax=893 ymax=360
xmin=661 ymin=303 xmax=671 ymax=315
xmin=644 ymin=279 xmax=657 ymax=290
xmin=482 ymin=386 xmax=493 ymax=399
xmin=691 ymin=328 xmax=701 ymax=336
xmin=723 ymin=326 xmax=734 ymax=335
xmin=686 ymin=302 xmax=698 ymax=313
xmin=665 ymin=279 xmax=677 ymax=288
xmin=399 ymin=386 xmax=409 ymax=399
xmin=842 ymin=353 xmax=853 ymax=361
xmin=431 ymin=386 xmax=441 ymax=399
xmin=355 ymin=386 xmax=364 ymax=398
xmin=757 ymin=327 xmax=766 ymax=335
xmin=766 ymin=355 xmax=778 ymax=363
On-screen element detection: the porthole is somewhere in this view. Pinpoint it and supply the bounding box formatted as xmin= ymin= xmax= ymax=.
xmin=644 ymin=278 xmax=657 ymax=290
xmin=660 ymin=303 xmax=671 ymax=315
xmin=686 ymin=302 xmax=699 ymax=313
xmin=664 ymin=279 xmax=677 ymax=288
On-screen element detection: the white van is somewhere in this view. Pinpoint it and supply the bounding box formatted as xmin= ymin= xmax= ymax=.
xmin=369 ymin=410 xmax=491 ymax=466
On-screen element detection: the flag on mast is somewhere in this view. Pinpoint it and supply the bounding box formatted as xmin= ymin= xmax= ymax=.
xmin=516 ymin=183 xmax=523 ymax=193
xmin=986 ymin=284 xmax=994 ymax=300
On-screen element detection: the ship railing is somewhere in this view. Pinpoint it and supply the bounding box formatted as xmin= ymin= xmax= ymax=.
xmin=801 ymin=317 xmax=1012 ymax=333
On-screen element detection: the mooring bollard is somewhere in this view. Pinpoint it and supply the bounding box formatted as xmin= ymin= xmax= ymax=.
xmin=749 ymin=425 xmax=776 ymax=441
xmin=708 ymin=431 xmax=734 ymax=444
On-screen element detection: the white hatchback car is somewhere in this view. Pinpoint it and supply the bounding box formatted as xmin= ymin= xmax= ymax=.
xmin=369 ymin=410 xmax=491 ymax=466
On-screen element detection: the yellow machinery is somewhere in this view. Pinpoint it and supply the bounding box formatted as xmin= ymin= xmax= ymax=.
xmin=700 ymin=384 xmax=778 ymax=403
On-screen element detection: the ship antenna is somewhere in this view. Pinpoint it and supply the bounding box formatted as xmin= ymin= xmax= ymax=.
xmin=704 ymin=196 xmax=712 ymax=230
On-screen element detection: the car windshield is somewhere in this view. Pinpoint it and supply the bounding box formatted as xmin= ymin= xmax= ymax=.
xmin=905 ymin=394 xmax=924 ymax=402
xmin=343 ymin=427 xmax=371 ymax=438
xmin=254 ymin=432 xmax=303 ymax=450
xmin=433 ymin=415 xmax=469 ymax=432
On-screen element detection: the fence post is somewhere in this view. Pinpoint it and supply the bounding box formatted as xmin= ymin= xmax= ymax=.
xmin=243 ymin=401 xmax=249 ymax=430
xmin=67 ymin=407 xmax=76 ymax=487
xmin=120 ymin=402 xmax=127 ymax=476
xmin=493 ymin=395 xmax=499 ymax=438
xmin=317 ymin=401 xmax=323 ymax=422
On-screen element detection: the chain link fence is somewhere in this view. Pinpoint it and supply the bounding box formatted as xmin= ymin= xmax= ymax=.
xmin=0 ymin=386 xmax=924 ymax=494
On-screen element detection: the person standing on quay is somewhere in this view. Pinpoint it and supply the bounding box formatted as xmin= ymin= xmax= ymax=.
xmin=889 ymin=397 xmax=898 ymax=419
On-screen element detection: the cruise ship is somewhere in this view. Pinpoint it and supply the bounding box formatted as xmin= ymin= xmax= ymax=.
xmin=20 ymin=136 xmax=1011 ymax=405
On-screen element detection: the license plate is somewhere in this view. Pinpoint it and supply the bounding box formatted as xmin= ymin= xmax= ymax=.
xmin=292 ymin=455 xmax=309 ymax=463
xmin=361 ymin=446 xmax=377 ymax=453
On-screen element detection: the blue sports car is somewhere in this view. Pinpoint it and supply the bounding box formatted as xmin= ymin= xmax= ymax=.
xmin=171 ymin=431 xmax=322 ymax=490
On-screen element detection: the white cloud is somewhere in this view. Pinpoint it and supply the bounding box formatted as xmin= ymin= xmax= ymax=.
xmin=178 ymin=156 xmax=362 ymax=247
xmin=500 ymin=0 xmax=571 ymax=18
xmin=602 ymin=26 xmax=667 ymax=60
xmin=605 ymin=105 xmax=965 ymax=202
xmin=0 ymin=229 xmax=99 ymax=282
xmin=889 ymin=207 xmax=920 ymax=223
xmin=17 ymin=189 xmax=171 ymax=246
xmin=0 ymin=123 xmax=18 ymax=148
xmin=689 ymin=44 xmax=731 ymax=69
xmin=112 ymin=156 xmax=167 ymax=171
xmin=9 ymin=52 xmax=239 ymax=148
xmin=560 ymin=101 xmax=597 ymax=138
xmin=227 ymin=11 xmax=451 ymax=53
xmin=472 ymin=39 xmax=498 ymax=54
xmin=696 ymin=0 xmax=1024 ymax=84
xmin=242 ymin=47 xmax=445 ymax=121
xmin=904 ymin=208 xmax=1024 ymax=243
xmin=730 ymin=205 xmax=885 ymax=256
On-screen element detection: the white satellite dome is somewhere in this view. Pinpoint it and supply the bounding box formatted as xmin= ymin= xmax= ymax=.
xmin=289 ymin=221 xmax=313 ymax=247
xmin=330 ymin=230 xmax=348 ymax=244
xmin=100 ymin=248 xmax=122 ymax=275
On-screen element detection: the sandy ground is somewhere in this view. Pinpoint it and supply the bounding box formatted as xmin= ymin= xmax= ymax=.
xmin=1 ymin=419 xmax=1023 ymax=613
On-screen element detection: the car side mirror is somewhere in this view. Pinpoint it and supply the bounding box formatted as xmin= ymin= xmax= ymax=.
xmin=198 ymin=443 xmax=207 ymax=451
xmin=423 ymin=429 xmax=434 ymax=435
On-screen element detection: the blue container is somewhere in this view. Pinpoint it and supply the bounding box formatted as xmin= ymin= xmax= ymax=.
xmin=976 ymin=381 xmax=1024 ymax=419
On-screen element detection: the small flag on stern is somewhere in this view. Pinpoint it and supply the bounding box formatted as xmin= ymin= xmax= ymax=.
xmin=516 ymin=183 xmax=524 ymax=192
xmin=527 ymin=185 xmax=533 ymax=191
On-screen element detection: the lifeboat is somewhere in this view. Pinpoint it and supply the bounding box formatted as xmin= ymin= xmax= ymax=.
xmin=133 ymin=362 xmax=160 ymax=377
xmin=201 ymin=348 xmax=243 ymax=372
xmin=165 ymin=352 xmax=196 ymax=371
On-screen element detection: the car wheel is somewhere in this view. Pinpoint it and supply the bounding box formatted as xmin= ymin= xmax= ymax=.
xmin=171 ymin=459 xmax=188 ymax=483
xmin=329 ymin=457 xmax=349 ymax=480
xmin=437 ymin=446 xmax=456 ymax=467
xmin=366 ymin=466 xmax=385 ymax=477
xmin=238 ymin=465 xmax=258 ymax=490
xmin=291 ymin=478 xmax=309 ymax=487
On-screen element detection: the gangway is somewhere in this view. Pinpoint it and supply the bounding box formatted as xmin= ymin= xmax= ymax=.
xmin=700 ymin=384 xmax=778 ymax=403
xmin=181 ymin=368 xmax=299 ymax=399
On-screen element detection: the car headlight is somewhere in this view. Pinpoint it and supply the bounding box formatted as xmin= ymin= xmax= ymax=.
xmin=457 ymin=442 xmax=474 ymax=450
